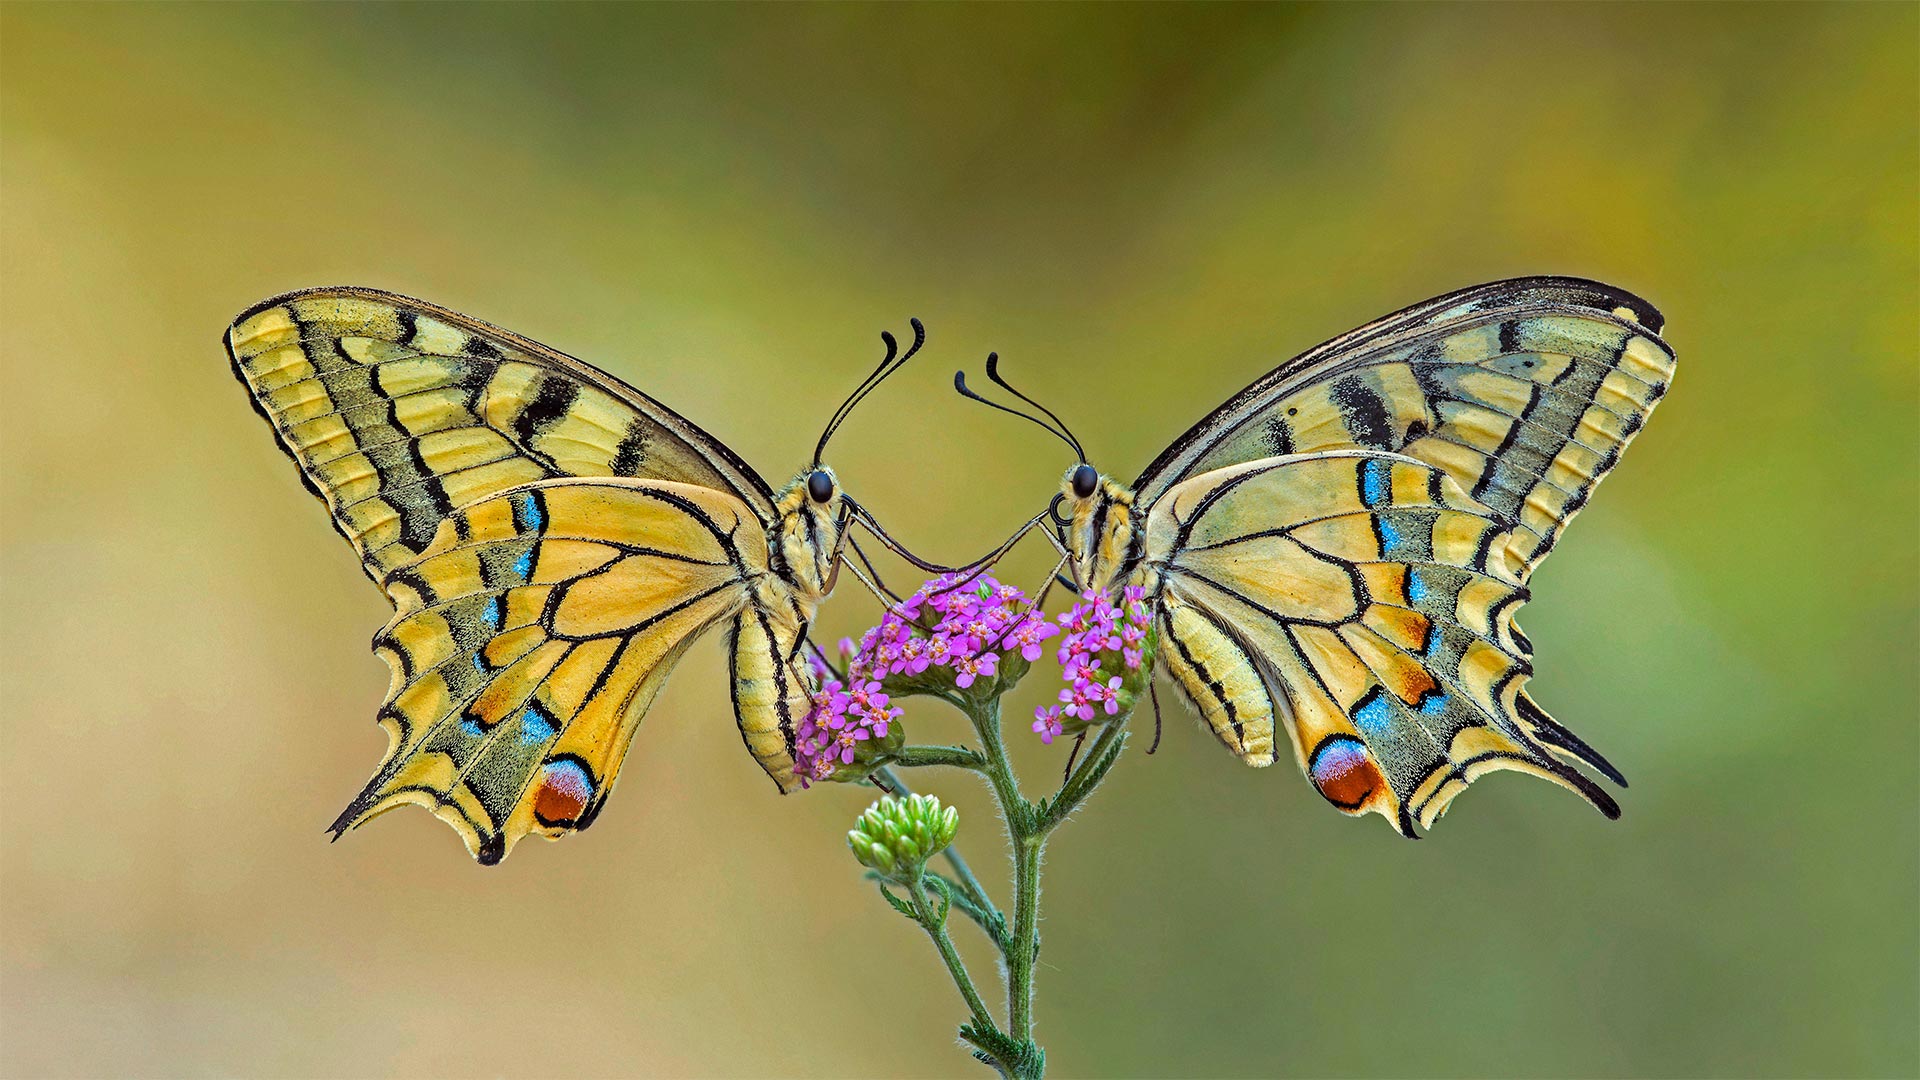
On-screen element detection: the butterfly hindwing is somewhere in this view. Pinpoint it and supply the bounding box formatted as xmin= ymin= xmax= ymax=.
xmin=1132 ymin=277 xmax=1675 ymax=581
xmin=334 ymin=477 xmax=797 ymax=864
xmin=227 ymin=287 xmax=777 ymax=582
xmin=1142 ymin=451 xmax=1620 ymax=834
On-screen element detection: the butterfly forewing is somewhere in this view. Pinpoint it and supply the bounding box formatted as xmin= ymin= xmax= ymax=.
xmin=227 ymin=287 xmax=776 ymax=582
xmin=1131 ymin=277 xmax=1675 ymax=581
xmin=1141 ymin=451 xmax=1620 ymax=835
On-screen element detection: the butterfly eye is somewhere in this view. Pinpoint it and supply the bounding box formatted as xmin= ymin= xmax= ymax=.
xmin=807 ymin=469 xmax=835 ymax=504
xmin=1070 ymin=464 xmax=1098 ymax=499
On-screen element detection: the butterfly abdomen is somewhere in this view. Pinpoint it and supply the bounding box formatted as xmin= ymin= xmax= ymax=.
xmin=726 ymin=605 xmax=808 ymax=793
xmin=1154 ymin=593 xmax=1278 ymax=766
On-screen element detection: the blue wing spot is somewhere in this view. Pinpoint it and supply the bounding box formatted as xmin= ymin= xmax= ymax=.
xmin=520 ymin=705 xmax=557 ymax=745
xmin=460 ymin=717 xmax=485 ymax=737
xmin=512 ymin=547 xmax=535 ymax=581
xmin=471 ymin=653 xmax=490 ymax=676
xmin=1377 ymin=516 xmax=1404 ymax=555
xmin=1312 ymin=738 xmax=1370 ymax=783
xmin=1361 ymin=458 xmax=1392 ymax=508
xmin=1406 ymin=568 xmax=1428 ymax=603
xmin=1417 ymin=691 xmax=1449 ymax=716
xmin=512 ymin=491 xmax=544 ymax=532
xmin=1352 ymin=688 xmax=1394 ymax=738
xmin=481 ymin=595 xmax=504 ymax=631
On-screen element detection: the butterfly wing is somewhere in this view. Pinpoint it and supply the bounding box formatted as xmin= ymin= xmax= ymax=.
xmin=227 ymin=287 xmax=777 ymax=581
xmin=337 ymin=477 xmax=800 ymax=864
xmin=1141 ymin=451 xmax=1620 ymax=836
xmin=1131 ymin=277 xmax=1675 ymax=581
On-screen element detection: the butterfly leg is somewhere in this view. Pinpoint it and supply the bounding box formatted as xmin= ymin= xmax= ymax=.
xmin=845 ymin=533 xmax=908 ymax=605
xmin=1146 ymin=679 xmax=1164 ymax=755
xmin=971 ymin=551 xmax=1071 ymax=658
xmin=1061 ymin=730 xmax=1089 ymax=781
xmin=842 ymin=544 xmax=907 ymax=614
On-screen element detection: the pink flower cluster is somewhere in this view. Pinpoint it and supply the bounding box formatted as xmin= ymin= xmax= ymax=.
xmin=793 ymin=573 xmax=1056 ymax=785
xmin=1032 ymin=586 xmax=1152 ymax=744
xmin=856 ymin=572 xmax=1059 ymax=686
xmin=792 ymin=672 xmax=902 ymax=788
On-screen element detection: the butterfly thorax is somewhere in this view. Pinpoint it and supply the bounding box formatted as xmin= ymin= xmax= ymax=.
xmin=767 ymin=467 xmax=845 ymax=609
xmin=1061 ymin=469 xmax=1143 ymax=595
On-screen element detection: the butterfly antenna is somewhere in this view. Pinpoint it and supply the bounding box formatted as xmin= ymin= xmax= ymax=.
xmin=813 ymin=331 xmax=894 ymax=466
xmin=985 ymin=351 xmax=1086 ymax=462
xmin=814 ymin=317 xmax=925 ymax=466
xmin=954 ymin=355 xmax=1084 ymax=463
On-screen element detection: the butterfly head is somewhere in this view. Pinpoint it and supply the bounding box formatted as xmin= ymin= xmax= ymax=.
xmin=774 ymin=466 xmax=847 ymax=601
xmin=1054 ymin=465 xmax=1138 ymax=594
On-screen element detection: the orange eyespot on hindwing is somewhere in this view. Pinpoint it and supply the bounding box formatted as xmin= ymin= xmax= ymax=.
xmin=1308 ymin=735 xmax=1386 ymax=813
xmin=533 ymin=758 xmax=596 ymax=829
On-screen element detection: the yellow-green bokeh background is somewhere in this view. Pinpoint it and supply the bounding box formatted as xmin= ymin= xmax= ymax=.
xmin=3 ymin=4 xmax=1914 ymax=1077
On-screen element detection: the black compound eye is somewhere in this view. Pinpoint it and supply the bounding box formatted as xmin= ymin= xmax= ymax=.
xmin=807 ymin=469 xmax=835 ymax=504
xmin=1070 ymin=463 xmax=1098 ymax=499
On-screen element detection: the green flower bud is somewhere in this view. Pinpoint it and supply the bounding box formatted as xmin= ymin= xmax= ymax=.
xmin=848 ymin=831 xmax=897 ymax=875
xmin=845 ymin=794 xmax=960 ymax=883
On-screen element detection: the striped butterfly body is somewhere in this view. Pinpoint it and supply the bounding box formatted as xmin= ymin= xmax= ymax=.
xmin=230 ymin=288 xmax=914 ymax=863
xmin=974 ymin=278 xmax=1675 ymax=836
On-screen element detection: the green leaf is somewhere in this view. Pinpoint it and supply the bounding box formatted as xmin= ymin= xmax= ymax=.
xmin=927 ymin=875 xmax=954 ymax=927
xmin=875 ymin=882 xmax=917 ymax=921
xmin=959 ymin=1023 xmax=1045 ymax=1080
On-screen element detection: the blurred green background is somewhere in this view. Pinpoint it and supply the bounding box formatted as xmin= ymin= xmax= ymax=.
xmin=3 ymin=4 xmax=1914 ymax=1077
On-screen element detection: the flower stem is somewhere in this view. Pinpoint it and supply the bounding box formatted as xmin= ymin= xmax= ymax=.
xmin=890 ymin=744 xmax=988 ymax=772
xmin=1008 ymin=830 xmax=1042 ymax=1041
xmin=907 ymin=877 xmax=997 ymax=1036
xmin=964 ymin=697 xmax=1046 ymax=1073
xmin=968 ymin=697 xmax=1029 ymax=835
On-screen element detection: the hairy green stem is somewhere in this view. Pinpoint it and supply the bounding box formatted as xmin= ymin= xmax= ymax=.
xmin=890 ymin=744 xmax=988 ymax=772
xmin=964 ymin=698 xmax=1045 ymax=1060
xmin=1008 ymin=831 xmax=1042 ymax=1041
xmin=968 ymin=698 xmax=1029 ymax=835
xmin=907 ymin=877 xmax=998 ymax=1036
